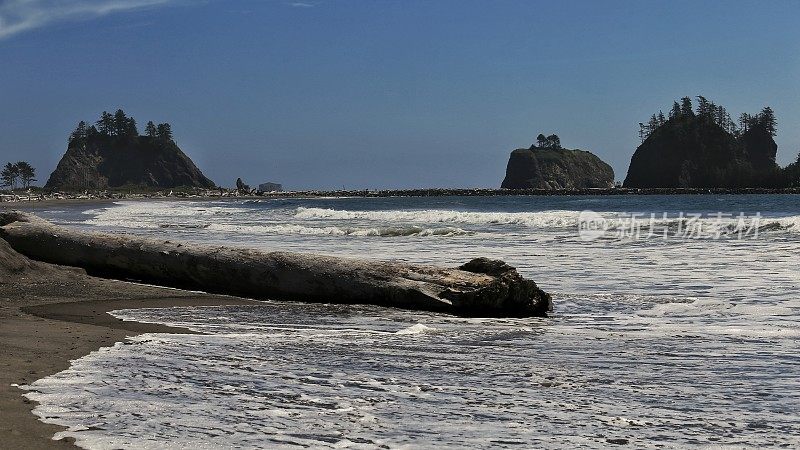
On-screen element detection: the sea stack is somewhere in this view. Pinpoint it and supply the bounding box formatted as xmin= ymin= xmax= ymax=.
xmin=624 ymin=98 xmax=784 ymax=188
xmin=45 ymin=110 xmax=215 ymax=191
xmin=501 ymin=134 xmax=614 ymax=189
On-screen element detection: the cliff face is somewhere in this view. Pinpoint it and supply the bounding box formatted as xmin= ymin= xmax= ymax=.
xmin=45 ymin=135 xmax=215 ymax=191
xmin=501 ymin=148 xmax=614 ymax=189
xmin=624 ymin=115 xmax=782 ymax=188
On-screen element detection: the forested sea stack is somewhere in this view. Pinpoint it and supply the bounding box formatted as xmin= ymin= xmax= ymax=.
xmin=501 ymin=134 xmax=614 ymax=189
xmin=624 ymin=97 xmax=787 ymax=188
xmin=45 ymin=110 xmax=215 ymax=191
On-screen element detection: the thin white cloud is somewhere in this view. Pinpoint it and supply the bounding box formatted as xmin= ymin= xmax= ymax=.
xmin=0 ymin=0 xmax=175 ymax=40
xmin=289 ymin=2 xmax=316 ymax=7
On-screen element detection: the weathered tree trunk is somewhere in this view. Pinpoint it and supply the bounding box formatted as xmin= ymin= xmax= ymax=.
xmin=0 ymin=211 xmax=551 ymax=317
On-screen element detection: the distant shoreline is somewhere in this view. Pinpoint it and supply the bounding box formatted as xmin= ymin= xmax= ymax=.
xmin=1 ymin=186 xmax=799 ymax=206
xmin=256 ymin=187 xmax=800 ymax=198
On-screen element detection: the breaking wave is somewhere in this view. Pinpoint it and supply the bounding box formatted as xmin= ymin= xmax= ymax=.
xmin=395 ymin=323 xmax=439 ymax=335
xmin=206 ymin=223 xmax=471 ymax=237
xmin=83 ymin=201 xmax=251 ymax=229
xmin=77 ymin=201 xmax=800 ymax=240
xmin=294 ymin=207 xmax=800 ymax=235
xmin=294 ymin=207 xmax=581 ymax=227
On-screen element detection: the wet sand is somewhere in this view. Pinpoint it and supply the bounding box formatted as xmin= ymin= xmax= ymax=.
xmin=0 ymin=262 xmax=259 ymax=449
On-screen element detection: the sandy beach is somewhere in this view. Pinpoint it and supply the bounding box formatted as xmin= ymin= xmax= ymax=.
xmin=0 ymin=240 xmax=260 ymax=449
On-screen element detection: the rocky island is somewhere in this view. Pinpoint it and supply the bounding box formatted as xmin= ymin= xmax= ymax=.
xmin=45 ymin=110 xmax=215 ymax=191
xmin=624 ymin=96 xmax=789 ymax=188
xmin=501 ymin=134 xmax=614 ymax=189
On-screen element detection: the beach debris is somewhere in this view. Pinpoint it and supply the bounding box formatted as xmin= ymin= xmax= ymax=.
xmin=0 ymin=211 xmax=552 ymax=317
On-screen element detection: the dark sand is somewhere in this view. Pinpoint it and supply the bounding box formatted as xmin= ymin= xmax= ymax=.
xmin=0 ymin=251 xmax=260 ymax=449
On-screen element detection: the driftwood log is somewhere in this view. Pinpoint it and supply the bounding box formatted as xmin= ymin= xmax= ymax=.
xmin=0 ymin=211 xmax=551 ymax=317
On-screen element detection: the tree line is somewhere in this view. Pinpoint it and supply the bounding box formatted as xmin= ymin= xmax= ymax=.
xmin=638 ymin=96 xmax=777 ymax=142
xmin=69 ymin=109 xmax=174 ymax=146
xmin=531 ymin=133 xmax=562 ymax=149
xmin=1 ymin=161 xmax=36 ymax=190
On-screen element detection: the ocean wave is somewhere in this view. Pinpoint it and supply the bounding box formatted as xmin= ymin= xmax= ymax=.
xmin=80 ymin=202 xmax=800 ymax=238
xmin=94 ymin=202 xmax=248 ymax=217
xmin=395 ymin=323 xmax=439 ymax=335
xmin=294 ymin=207 xmax=800 ymax=235
xmin=159 ymin=223 xmax=211 ymax=229
xmin=619 ymin=215 xmax=800 ymax=237
xmin=206 ymin=223 xmax=471 ymax=237
xmin=759 ymin=216 xmax=799 ymax=232
xmin=81 ymin=202 xmax=254 ymax=231
xmin=294 ymin=207 xmax=581 ymax=227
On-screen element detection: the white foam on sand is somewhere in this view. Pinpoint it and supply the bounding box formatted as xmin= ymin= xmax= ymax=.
xmin=20 ymin=292 xmax=800 ymax=449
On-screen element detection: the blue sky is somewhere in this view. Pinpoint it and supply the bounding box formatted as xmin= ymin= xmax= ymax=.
xmin=1 ymin=0 xmax=798 ymax=189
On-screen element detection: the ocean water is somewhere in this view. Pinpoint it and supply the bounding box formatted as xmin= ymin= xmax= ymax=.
xmin=22 ymin=195 xmax=800 ymax=448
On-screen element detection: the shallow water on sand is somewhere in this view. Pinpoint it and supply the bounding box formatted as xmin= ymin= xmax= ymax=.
xmin=23 ymin=195 xmax=800 ymax=448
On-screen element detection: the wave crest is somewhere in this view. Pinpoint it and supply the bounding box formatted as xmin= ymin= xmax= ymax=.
xmin=294 ymin=207 xmax=579 ymax=227
xmin=295 ymin=207 xmax=800 ymax=235
xmin=206 ymin=223 xmax=471 ymax=237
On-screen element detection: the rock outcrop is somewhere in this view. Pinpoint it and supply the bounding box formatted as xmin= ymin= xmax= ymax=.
xmin=44 ymin=135 xmax=215 ymax=191
xmin=258 ymin=182 xmax=283 ymax=193
xmin=0 ymin=213 xmax=52 ymax=282
xmin=0 ymin=237 xmax=36 ymax=282
xmin=0 ymin=211 xmax=552 ymax=318
xmin=501 ymin=147 xmax=614 ymax=189
xmin=624 ymin=115 xmax=783 ymax=188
